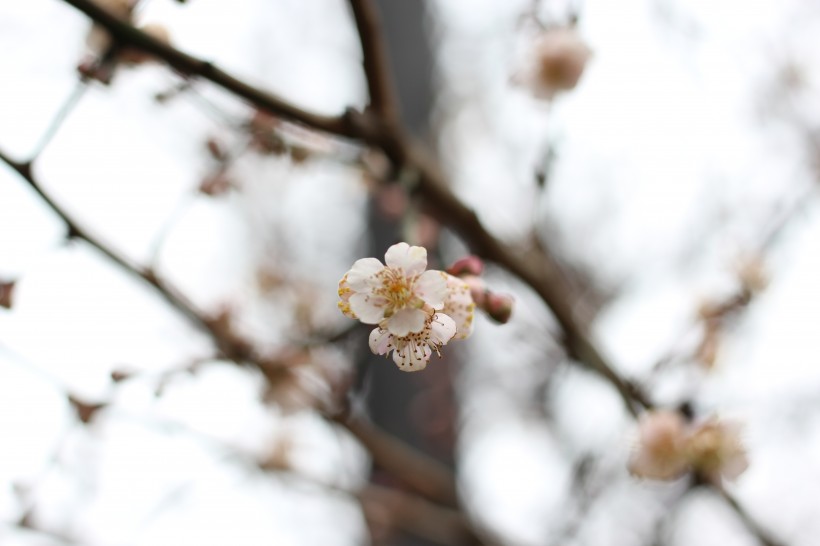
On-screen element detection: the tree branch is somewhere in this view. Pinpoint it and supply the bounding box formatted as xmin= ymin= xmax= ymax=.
xmin=347 ymin=0 xmax=401 ymax=123
xmin=360 ymin=484 xmax=491 ymax=546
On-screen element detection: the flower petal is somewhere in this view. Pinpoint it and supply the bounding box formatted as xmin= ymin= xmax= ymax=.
xmin=368 ymin=327 xmax=393 ymax=355
xmin=386 ymin=308 xmax=428 ymax=337
xmin=384 ymin=242 xmax=427 ymax=276
xmin=414 ymin=270 xmax=448 ymax=310
xmin=392 ymin=342 xmax=431 ymax=372
xmin=429 ymin=313 xmax=457 ymax=345
xmin=441 ymin=275 xmax=475 ymax=339
xmin=346 ymin=258 xmax=384 ymax=291
xmin=349 ymin=293 xmax=388 ymax=324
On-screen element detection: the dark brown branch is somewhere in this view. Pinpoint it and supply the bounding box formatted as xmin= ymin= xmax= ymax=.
xmin=347 ymin=0 xmax=401 ymax=123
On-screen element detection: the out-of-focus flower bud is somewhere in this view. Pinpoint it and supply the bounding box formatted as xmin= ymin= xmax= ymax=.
xmin=687 ymin=419 xmax=749 ymax=483
xmin=0 ymin=280 xmax=16 ymax=309
xmin=199 ymin=173 xmax=234 ymax=197
xmin=629 ymin=410 xmax=690 ymax=480
xmin=446 ymin=255 xmax=484 ymax=277
xmin=519 ymin=28 xmax=592 ymax=100
xmin=249 ymin=111 xmax=288 ymax=155
xmin=484 ymin=291 xmax=514 ymax=324
xmin=68 ymin=394 xmax=107 ymax=424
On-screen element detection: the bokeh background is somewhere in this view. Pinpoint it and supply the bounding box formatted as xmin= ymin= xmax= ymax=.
xmin=2 ymin=0 xmax=820 ymax=545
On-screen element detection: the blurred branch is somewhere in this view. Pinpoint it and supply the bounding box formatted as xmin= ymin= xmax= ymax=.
xmin=347 ymin=0 xmax=400 ymax=124
xmin=4 ymin=520 xmax=78 ymax=545
xmin=717 ymin=487 xmax=785 ymax=546
xmin=360 ymin=485 xmax=491 ymax=546
xmin=334 ymin=411 xmax=459 ymax=508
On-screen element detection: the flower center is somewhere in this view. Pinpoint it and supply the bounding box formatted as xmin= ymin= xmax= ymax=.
xmin=377 ymin=268 xmax=416 ymax=310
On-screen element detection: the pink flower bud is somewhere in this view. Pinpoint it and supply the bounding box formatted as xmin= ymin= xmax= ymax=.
xmin=485 ymin=291 xmax=514 ymax=324
xmin=446 ymin=255 xmax=484 ymax=277
xmin=462 ymin=275 xmax=488 ymax=308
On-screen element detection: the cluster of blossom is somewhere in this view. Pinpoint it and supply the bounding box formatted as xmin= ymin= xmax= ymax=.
xmin=629 ymin=410 xmax=749 ymax=483
xmin=338 ymin=243 xmax=500 ymax=372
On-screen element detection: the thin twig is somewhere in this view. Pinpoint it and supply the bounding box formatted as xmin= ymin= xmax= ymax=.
xmin=717 ymin=487 xmax=785 ymax=546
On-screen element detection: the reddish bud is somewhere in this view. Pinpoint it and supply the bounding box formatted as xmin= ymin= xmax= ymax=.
xmin=0 ymin=280 xmax=15 ymax=309
xmin=446 ymin=255 xmax=484 ymax=277
xmin=485 ymin=292 xmax=514 ymax=324
xmin=462 ymin=275 xmax=488 ymax=308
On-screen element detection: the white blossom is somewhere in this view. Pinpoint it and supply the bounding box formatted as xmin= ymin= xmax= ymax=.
xmin=441 ymin=273 xmax=475 ymax=340
xmin=339 ymin=242 xmax=448 ymax=337
xmin=368 ymin=313 xmax=457 ymax=372
xmin=339 ymin=243 xmax=478 ymax=372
